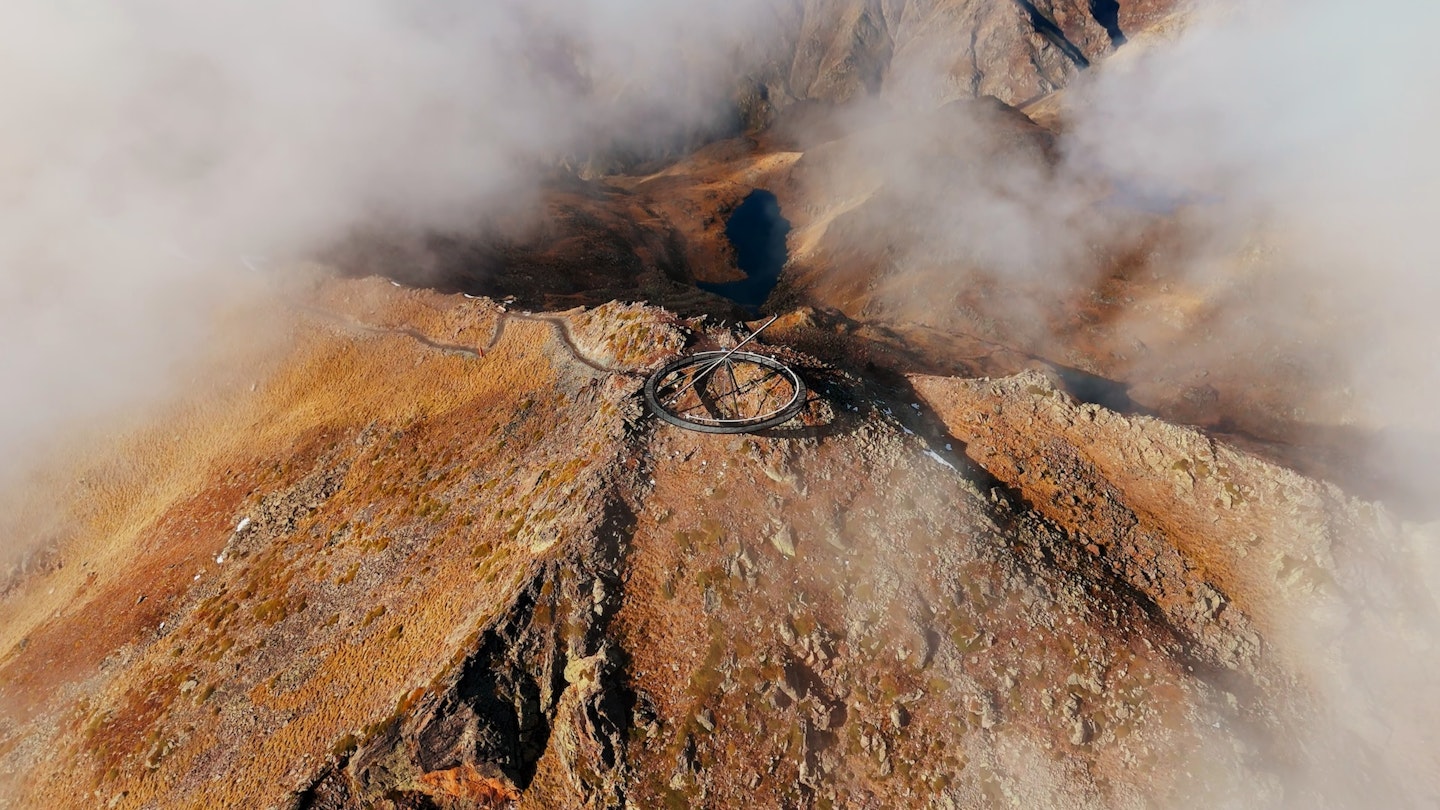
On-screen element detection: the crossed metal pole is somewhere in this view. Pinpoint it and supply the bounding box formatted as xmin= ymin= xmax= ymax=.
xmin=661 ymin=315 xmax=779 ymax=408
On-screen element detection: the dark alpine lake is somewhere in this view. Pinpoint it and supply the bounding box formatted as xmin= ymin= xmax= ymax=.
xmin=699 ymin=189 xmax=790 ymax=312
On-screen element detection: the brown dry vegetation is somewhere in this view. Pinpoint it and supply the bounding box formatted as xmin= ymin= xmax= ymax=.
xmin=0 ymin=13 xmax=1406 ymax=800
xmin=0 ymin=269 xmax=1416 ymax=809
xmin=0 ymin=274 xmax=1236 ymax=809
xmin=5 ymin=4 xmax=1409 ymax=806
xmin=0 ymin=277 xmax=668 ymax=808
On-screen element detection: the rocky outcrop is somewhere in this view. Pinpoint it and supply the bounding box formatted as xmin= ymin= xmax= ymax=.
xmin=922 ymin=372 xmax=1264 ymax=672
xmin=7 ymin=270 xmax=1435 ymax=808
xmin=742 ymin=0 xmax=1183 ymax=124
xmin=296 ymin=495 xmax=636 ymax=810
xmin=914 ymin=367 xmax=1440 ymax=804
xmin=912 ymin=369 xmax=1429 ymax=679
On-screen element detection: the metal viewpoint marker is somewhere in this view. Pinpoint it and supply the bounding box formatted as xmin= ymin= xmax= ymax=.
xmin=661 ymin=315 xmax=778 ymax=405
xmin=643 ymin=315 xmax=807 ymax=434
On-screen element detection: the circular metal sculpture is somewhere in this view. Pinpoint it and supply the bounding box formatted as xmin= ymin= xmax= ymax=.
xmin=644 ymin=317 xmax=806 ymax=433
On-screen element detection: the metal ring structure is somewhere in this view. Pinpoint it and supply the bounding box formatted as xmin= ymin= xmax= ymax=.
xmin=644 ymin=350 xmax=807 ymax=434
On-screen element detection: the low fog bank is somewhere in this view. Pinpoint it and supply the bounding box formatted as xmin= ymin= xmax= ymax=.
xmin=0 ymin=0 xmax=781 ymax=542
xmin=5 ymin=0 xmax=1440 ymax=803
xmin=1069 ymin=1 xmax=1440 ymax=433
xmin=1069 ymin=6 xmax=1440 ymax=801
xmin=782 ymin=0 xmax=1440 ymax=803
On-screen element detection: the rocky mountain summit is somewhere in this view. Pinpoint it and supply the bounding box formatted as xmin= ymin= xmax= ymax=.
xmin=6 ymin=2 xmax=1437 ymax=808
xmin=1 ymin=275 xmax=1428 ymax=808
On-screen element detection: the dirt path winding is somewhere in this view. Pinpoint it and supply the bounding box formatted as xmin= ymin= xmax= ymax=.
xmin=301 ymin=304 xmax=635 ymax=375
xmin=483 ymin=311 xmax=633 ymax=375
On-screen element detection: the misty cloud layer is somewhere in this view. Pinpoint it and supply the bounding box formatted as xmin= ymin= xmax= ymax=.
xmin=783 ymin=0 xmax=1440 ymax=803
xmin=1072 ymin=2 xmax=1440 ymax=804
xmin=1068 ymin=0 xmax=1440 ymax=430
xmin=5 ymin=0 xmax=1440 ymax=804
xmin=0 ymin=0 xmax=776 ymax=486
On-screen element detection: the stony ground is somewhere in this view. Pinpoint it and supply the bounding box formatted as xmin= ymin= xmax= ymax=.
xmin=1 ymin=272 xmax=1428 ymax=808
xmin=4 ymin=5 xmax=1437 ymax=807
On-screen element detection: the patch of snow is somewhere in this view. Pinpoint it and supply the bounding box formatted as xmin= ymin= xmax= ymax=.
xmin=235 ymin=517 xmax=251 ymax=533
xmin=923 ymin=449 xmax=958 ymax=471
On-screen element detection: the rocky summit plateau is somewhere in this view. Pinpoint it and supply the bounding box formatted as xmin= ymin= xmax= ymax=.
xmin=3 ymin=2 xmax=1438 ymax=809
